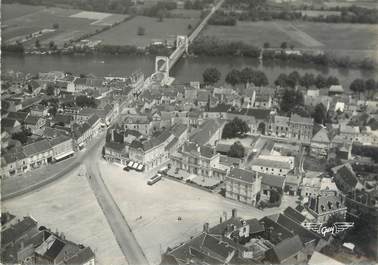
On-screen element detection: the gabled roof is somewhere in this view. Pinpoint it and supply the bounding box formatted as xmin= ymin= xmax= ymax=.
xmin=283 ymin=207 xmax=306 ymax=224
xmin=24 ymin=115 xmax=42 ymax=125
xmin=268 ymin=235 xmax=304 ymax=263
xmin=261 ymin=173 xmax=286 ymax=188
xmin=1 ymin=118 xmax=20 ymax=129
xmin=23 ymin=139 xmax=51 ymax=156
xmin=1 ymin=217 xmax=37 ymax=246
xmin=311 ymin=128 xmax=331 ymax=143
xmin=7 ymin=111 xmax=29 ymax=123
xmin=190 ymin=119 xmax=225 ymax=146
xmin=64 ymin=247 xmax=95 ymax=264
xmin=276 ymin=214 xmax=321 ymax=243
xmin=49 ymin=135 xmax=72 ymax=147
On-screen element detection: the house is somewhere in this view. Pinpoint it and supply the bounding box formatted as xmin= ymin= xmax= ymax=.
xmin=1 ymin=216 xmax=38 ymax=249
xmin=300 ymin=173 xmax=323 ymax=197
xmin=270 ymin=115 xmax=290 ymax=138
xmin=189 ymin=119 xmax=225 ymax=146
xmin=331 ymin=163 xmax=363 ymax=194
xmin=1 ymin=150 xmax=29 ymax=178
xmin=129 ymin=129 xmax=175 ymax=170
xmin=104 ymin=141 xmax=128 ymax=164
xmin=306 ymin=191 xmax=347 ymax=223
xmin=225 ymin=168 xmax=262 ymax=206
xmin=51 ymin=114 xmax=74 ymax=128
xmin=328 ymin=85 xmax=344 ymax=96
xmin=285 ymin=173 xmax=302 ymax=196
xmin=123 ymin=115 xmax=152 ymax=136
xmin=339 ymin=124 xmax=360 ymax=142
xmin=1 ymin=118 xmax=22 ymax=134
xmin=23 ymin=139 xmax=53 ymax=169
xmin=288 ymin=114 xmax=314 ymax=144
xmin=170 ymin=141 xmax=228 ymax=181
xmin=30 ymin=104 xmax=49 ymax=117
xmin=72 ymin=123 xmax=92 ymax=149
xmin=265 ymin=235 xmax=307 ymax=264
xmin=251 ymin=155 xmax=295 ymax=177
xmin=260 ymin=173 xmax=286 ymax=200
xmin=310 ymin=127 xmax=330 ymax=157
xmin=24 ymin=115 xmax=46 ymax=135
xmin=49 ymin=135 xmax=74 ymax=161
xmin=6 ymin=111 xmax=29 ymax=124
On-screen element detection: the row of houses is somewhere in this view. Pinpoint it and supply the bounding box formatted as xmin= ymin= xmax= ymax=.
xmin=1 ymin=213 xmax=95 ymax=265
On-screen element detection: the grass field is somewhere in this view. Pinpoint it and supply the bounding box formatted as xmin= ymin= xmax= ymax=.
xmin=3 ymin=169 xmax=126 ymax=265
xmin=89 ymin=15 xmax=200 ymax=47
xmin=2 ymin=4 xmax=128 ymax=48
xmin=202 ymin=20 xmax=378 ymax=61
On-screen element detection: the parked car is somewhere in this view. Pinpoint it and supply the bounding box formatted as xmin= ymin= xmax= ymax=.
xmin=158 ymin=166 xmax=169 ymax=175
xmin=147 ymin=174 xmax=162 ymax=185
xmin=123 ymin=166 xmax=130 ymax=171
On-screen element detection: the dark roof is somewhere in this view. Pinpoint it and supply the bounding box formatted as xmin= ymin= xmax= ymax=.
xmin=44 ymin=238 xmax=65 ymax=260
xmin=231 ymin=108 xmax=271 ymax=121
xmin=86 ymin=114 xmax=100 ymax=127
xmin=24 ymin=115 xmax=41 ymax=125
xmin=228 ymin=168 xmax=257 ymax=184
xmin=1 ymin=217 xmax=37 ymax=246
xmin=261 ymin=174 xmax=286 ymax=188
xmin=63 ymin=247 xmax=95 ymax=264
xmin=190 ymin=119 xmax=224 ymax=146
xmin=216 ymin=144 xmax=231 ymax=154
xmin=105 ymin=141 xmax=126 ymax=151
xmin=53 ymin=114 xmax=73 ymax=125
xmin=208 ymin=217 xmax=242 ymax=235
xmin=7 ymin=111 xmax=29 ymax=122
xmin=23 ymin=139 xmax=51 ymax=156
xmin=171 ymin=123 xmax=187 ymax=137
xmin=1 ymin=212 xmax=15 ymax=226
xmin=49 ymin=135 xmax=72 ymax=147
xmin=208 ymin=103 xmax=233 ymax=113
xmin=276 ymin=214 xmax=321 ymax=244
xmin=182 ymin=142 xmax=217 ymax=158
xmin=3 ymin=150 xmax=26 ymax=164
xmin=268 ymin=235 xmax=304 ymax=263
xmin=245 ymin=218 xmax=265 ymax=234
xmin=283 ymin=207 xmax=306 ymax=224
xmin=1 ymin=118 xmax=19 ymax=129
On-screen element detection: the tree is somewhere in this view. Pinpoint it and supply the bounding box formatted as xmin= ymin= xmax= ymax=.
xmin=365 ymin=79 xmax=376 ymax=99
xmin=240 ymin=67 xmax=254 ymax=85
xmin=222 ymin=118 xmax=250 ymax=139
xmin=315 ymin=74 xmax=327 ymax=89
xmin=263 ymin=42 xmax=270 ymax=49
xmin=287 ymin=71 xmax=301 ymax=87
xmin=137 ymin=26 xmax=145 ymax=36
xmin=229 ymin=141 xmax=245 ymax=158
xmin=12 ymin=127 xmax=32 ymax=144
xmin=312 ymin=103 xmax=327 ymax=124
xmin=280 ymin=42 xmax=288 ymax=49
xmin=300 ymin=73 xmax=315 ymax=88
xmin=275 ymin=73 xmax=288 ymax=87
xmin=48 ymin=41 xmax=57 ymax=50
xmin=326 ymin=76 xmax=339 ymax=87
xmin=46 ymin=85 xmax=55 ymax=96
xmin=203 ymin=67 xmax=221 ymax=85
xmin=187 ymin=24 xmax=193 ymax=30
xmin=350 ymin=78 xmax=366 ymax=99
xmin=52 ymin=23 xmax=59 ymax=29
xmin=280 ymin=89 xmax=304 ymax=113
xmin=35 ymin=39 xmax=40 ymax=49
xmin=225 ymin=69 xmax=241 ymax=86
xmin=75 ymin=95 xmax=97 ymax=108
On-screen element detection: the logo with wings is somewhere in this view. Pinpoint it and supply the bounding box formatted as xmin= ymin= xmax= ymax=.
xmin=302 ymin=222 xmax=354 ymax=237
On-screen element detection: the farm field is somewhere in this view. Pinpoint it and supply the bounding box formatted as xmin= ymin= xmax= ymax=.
xmin=2 ymin=4 xmax=128 ymax=48
xmin=3 ymin=168 xmax=126 ymax=265
xmin=89 ymin=15 xmax=200 ymax=47
xmin=202 ymin=20 xmax=378 ymax=61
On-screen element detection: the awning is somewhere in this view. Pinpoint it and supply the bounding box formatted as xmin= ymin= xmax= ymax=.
xmin=54 ymin=150 xmax=75 ymax=160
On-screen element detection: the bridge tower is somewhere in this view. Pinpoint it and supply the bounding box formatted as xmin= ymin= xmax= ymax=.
xmin=155 ymin=56 xmax=169 ymax=78
xmin=176 ymin=35 xmax=189 ymax=54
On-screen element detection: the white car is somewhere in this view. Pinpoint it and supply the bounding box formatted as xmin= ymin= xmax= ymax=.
xmin=147 ymin=174 xmax=162 ymax=185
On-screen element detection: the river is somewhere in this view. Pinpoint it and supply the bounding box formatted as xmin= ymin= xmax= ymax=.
xmin=2 ymin=54 xmax=378 ymax=88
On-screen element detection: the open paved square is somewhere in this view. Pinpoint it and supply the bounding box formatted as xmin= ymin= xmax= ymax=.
xmin=3 ymin=168 xmax=126 ymax=265
xmin=99 ymin=159 xmax=297 ymax=264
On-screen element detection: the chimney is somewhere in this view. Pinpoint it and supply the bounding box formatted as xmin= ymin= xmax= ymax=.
xmin=277 ymin=232 xmax=282 ymax=242
xmin=203 ymin=222 xmax=209 ymax=233
xmin=111 ymin=129 xmax=115 ymax=142
xmin=220 ymin=216 xmax=223 ymax=224
xmin=232 ymin=209 xmax=237 ymax=218
xmin=267 ymin=227 xmax=274 ymax=241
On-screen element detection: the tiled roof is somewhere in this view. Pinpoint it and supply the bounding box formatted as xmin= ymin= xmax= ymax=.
xmin=311 ymin=127 xmax=330 ymax=143
xmin=290 ymin=114 xmax=313 ymax=125
xmin=49 ymin=135 xmax=72 ymax=147
xmin=64 ymin=247 xmax=95 ymax=264
xmin=86 ymin=114 xmax=100 ymax=127
xmin=24 ymin=115 xmax=41 ymax=125
xmin=283 ymin=207 xmax=306 ymax=224
xmin=53 ymin=114 xmax=73 ymax=125
xmin=23 ymin=139 xmax=51 ymax=156
xmin=7 ymin=111 xmax=29 ymax=122
xmin=171 ymin=123 xmax=187 ymax=137
xmin=190 ymin=119 xmax=224 ymax=146
xmin=261 ymin=174 xmax=286 ymax=188
xmin=276 ymin=214 xmax=321 ymax=243
xmin=245 ymin=218 xmax=265 ymax=234
xmin=268 ymin=235 xmax=304 ymax=263
xmin=182 ymin=142 xmax=217 ymax=158
xmin=3 ymin=150 xmax=26 ymax=164
xmin=1 ymin=217 xmax=37 ymax=246
xmin=228 ymin=168 xmax=257 ymax=184
xmin=232 ymin=108 xmax=271 ymax=121
xmin=1 ymin=118 xmax=19 ymax=129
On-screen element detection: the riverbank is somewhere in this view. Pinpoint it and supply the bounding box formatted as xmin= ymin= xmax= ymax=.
xmin=5 ymin=53 xmax=377 ymax=88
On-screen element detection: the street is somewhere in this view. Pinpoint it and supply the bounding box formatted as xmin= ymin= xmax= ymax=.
xmin=85 ymin=160 xmax=149 ymax=265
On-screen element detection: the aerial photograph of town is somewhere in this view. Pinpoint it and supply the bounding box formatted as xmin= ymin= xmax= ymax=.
xmin=1 ymin=0 xmax=378 ymax=264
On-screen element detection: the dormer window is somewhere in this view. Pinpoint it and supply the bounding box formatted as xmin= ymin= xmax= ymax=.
xmin=328 ymin=202 xmax=332 ymax=210
xmin=321 ymin=205 xmax=325 ymax=212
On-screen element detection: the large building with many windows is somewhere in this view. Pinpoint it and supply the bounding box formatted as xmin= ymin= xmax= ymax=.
xmin=225 ymin=168 xmax=262 ymax=206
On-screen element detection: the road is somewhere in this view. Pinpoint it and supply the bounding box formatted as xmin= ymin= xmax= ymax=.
xmin=85 ymin=153 xmax=149 ymax=265
xmin=2 ymin=131 xmax=106 ymax=201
